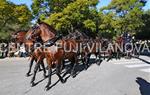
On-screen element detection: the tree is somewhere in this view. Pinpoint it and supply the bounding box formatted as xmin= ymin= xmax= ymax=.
xmin=0 ymin=0 xmax=32 ymax=41
xmin=136 ymin=9 xmax=150 ymax=40
xmin=31 ymin=0 xmax=75 ymax=19
xmin=44 ymin=0 xmax=99 ymax=35
xmin=101 ymin=0 xmax=146 ymax=35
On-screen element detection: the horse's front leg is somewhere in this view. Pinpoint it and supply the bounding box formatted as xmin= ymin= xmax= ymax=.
xmin=30 ymin=62 xmax=40 ymax=87
xmin=26 ymin=57 xmax=34 ymax=77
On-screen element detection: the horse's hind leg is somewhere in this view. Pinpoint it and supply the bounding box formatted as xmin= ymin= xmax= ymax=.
xmin=60 ymin=60 xmax=65 ymax=72
xmin=40 ymin=60 xmax=47 ymax=78
xmin=45 ymin=66 xmax=52 ymax=90
xmin=97 ymin=52 xmax=102 ymax=65
xmin=56 ymin=62 xmax=65 ymax=83
xmin=85 ymin=53 xmax=91 ymax=67
xmin=70 ymin=56 xmax=78 ymax=77
xmin=26 ymin=57 xmax=34 ymax=77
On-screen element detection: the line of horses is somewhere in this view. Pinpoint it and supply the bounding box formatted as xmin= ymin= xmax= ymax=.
xmin=11 ymin=21 xmax=138 ymax=90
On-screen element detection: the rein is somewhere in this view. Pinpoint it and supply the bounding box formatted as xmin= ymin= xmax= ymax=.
xmin=39 ymin=34 xmax=63 ymax=47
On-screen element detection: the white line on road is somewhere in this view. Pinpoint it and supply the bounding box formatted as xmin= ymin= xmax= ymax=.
xmin=125 ymin=64 xmax=150 ymax=68
xmin=112 ymin=61 xmax=144 ymax=64
xmin=140 ymin=68 xmax=150 ymax=73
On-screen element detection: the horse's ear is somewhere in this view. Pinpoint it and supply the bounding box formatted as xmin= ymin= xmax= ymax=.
xmin=37 ymin=19 xmax=41 ymax=24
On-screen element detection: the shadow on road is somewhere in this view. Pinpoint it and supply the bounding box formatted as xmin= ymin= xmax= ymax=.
xmin=32 ymin=58 xmax=103 ymax=90
xmin=134 ymin=56 xmax=150 ymax=64
xmin=136 ymin=77 xmax=150 ymax=95
xmin=63 ymin=58 xmax=102 ymax=78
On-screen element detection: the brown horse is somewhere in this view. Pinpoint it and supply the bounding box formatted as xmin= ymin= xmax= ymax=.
xmin=106 ymin=36 xmax=124 ymax=62
xmin=11 ymin=30 xmax=27 ymax=44
xmin=11 ymin=30 xmax=46 ymax=77
xmin=79 ymin=38 xmax=103 ymax=68
xmin=26 ymin=21 xmax=78 ymax=90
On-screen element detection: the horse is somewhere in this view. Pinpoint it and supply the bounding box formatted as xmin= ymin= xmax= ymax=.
xmin=11 ymin=30 xmax=45 ymax=77
xmin=79 ymin=37 xmax=104 ymax=68
xmin=106 ymin=36 xmax=124 ymax=62
xmin=11 ymin=30 xmax=27 ymax=44
xmin=26 ymin=21 xmax=79 ymax=90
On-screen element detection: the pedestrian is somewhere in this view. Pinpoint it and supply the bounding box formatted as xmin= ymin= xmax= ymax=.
xmin=19 ymin=45 xmax=27 ymax=57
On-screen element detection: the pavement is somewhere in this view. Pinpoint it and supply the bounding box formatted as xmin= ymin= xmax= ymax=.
xmin=0 ymin=56 xmax=150 ymax=95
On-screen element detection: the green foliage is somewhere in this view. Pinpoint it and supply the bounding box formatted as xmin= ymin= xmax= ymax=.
xmin=31 ymin=0 xmax=75 ymax=19
xmin=1 ymin=0 xmax=149 ymax=41
xmin=101 ymin=0 xmax=146 ymax=35
xmin=83 ymin=19 xmax=96 ymax=31
xmin=44 ymin=0 xmax=99 ymax=34
xmin=136 ymin=9 xmax=150 ymax=40
xmin=0 ymin=0 xmax=32 ymax=41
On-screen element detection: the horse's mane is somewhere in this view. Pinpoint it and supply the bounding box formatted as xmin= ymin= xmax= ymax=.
xmin=39 ymin=22 xmax=57 ymax=35
xmin=65 ymin=30 xmax=89 ymax=39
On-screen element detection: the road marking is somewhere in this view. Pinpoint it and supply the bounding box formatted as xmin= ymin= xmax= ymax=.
xmin=112 ymin=61 xmax=143 ymax=64
xmin=140 ymin=68 xmax=150 ymax=73
xmin=125 ymin=64 xmax=150 ymax=68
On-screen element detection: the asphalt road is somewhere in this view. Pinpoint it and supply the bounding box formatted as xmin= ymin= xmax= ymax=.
xmin=0 ymin=56 xmax=150 ymax=95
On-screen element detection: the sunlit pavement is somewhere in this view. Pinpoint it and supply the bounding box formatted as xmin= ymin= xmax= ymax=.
xmin=0 ymin=56 xmax=150 ymax=95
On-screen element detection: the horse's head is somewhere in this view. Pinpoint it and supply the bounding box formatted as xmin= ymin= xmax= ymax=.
xmin=26 ymin=22 xmax=56 ymax=42
xmin=11 ymin=31 xmax=27 ymax=43
xmin=26 ymin=26 xmax=41 ymax=42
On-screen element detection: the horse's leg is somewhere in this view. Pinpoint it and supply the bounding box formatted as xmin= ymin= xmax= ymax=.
xmin=81 ymin=53 xmax=87 ymax=70
xmin=26 ymin=56 xmax=34 ymax=77
xmin=81 ymin=53 xmax=87 ymax=69
xmin=40 ymin=60 xmax=47 ymax=78
xmin=83 ymin=53 xmax=90 ymax=70
xmin=38 ymin=64 xmax=43 ymax=72
xmin=97 ymin=52 xmax=102 ymax=65
xmin=107 ymin=52 xmax=112 ymax=62
xmin=71 ymin=56 xmax=78 ymax=77
xmin=70 ymin=63 xmax=76 ymax=77
xmin=56 ymin=62 xmax=65 ymax=83
xmin=30 ymin=62 xmax=40 ymax=87
xmin=104 ymin=52 xmax=106 ymax=60
xmin=60 ymin=60 xmax=65 ymax=72
xmin=34 ymin=58 xmax=42 ymax=71
xmin=95 ymin=53 xmax=98 ymax=62
xmin=45 ymin=66 xmax=52 ymax=90
xmin=86 ymin=53 xmax=91 ymax=65
xmin=117 ymin=51 xmax=120 ymax=59
xmin=81 ymin=54 xmax=85 ymax=64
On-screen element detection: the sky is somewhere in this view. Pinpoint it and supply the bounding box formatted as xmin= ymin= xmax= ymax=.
xmin=8 ymin=0 xmax=150 ymax=10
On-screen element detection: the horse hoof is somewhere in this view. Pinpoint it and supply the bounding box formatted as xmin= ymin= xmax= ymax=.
xmin=45 ymin=85 xmax=49 ymax=91
xmin=71 ymin=73 xmax=76 ymax=78
xmin=84 ymin=66 xmax=88 ymax=70
xmin=96 ymin=62 xmax=100 ymax=66
xmin=26 ymin=73 xmax=30 ymax=77
xmin=45 ymin=87 xmax=49 ymax=91
xmin=30 ymin=82 xmax=35 ymax=87
xmin=61 ymin=79 xmax=66 ymax=84
xmin=39 ymin=69 xmax=43 ymax=72
xmin=43 ymin=75 xmax=47 ymax=79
